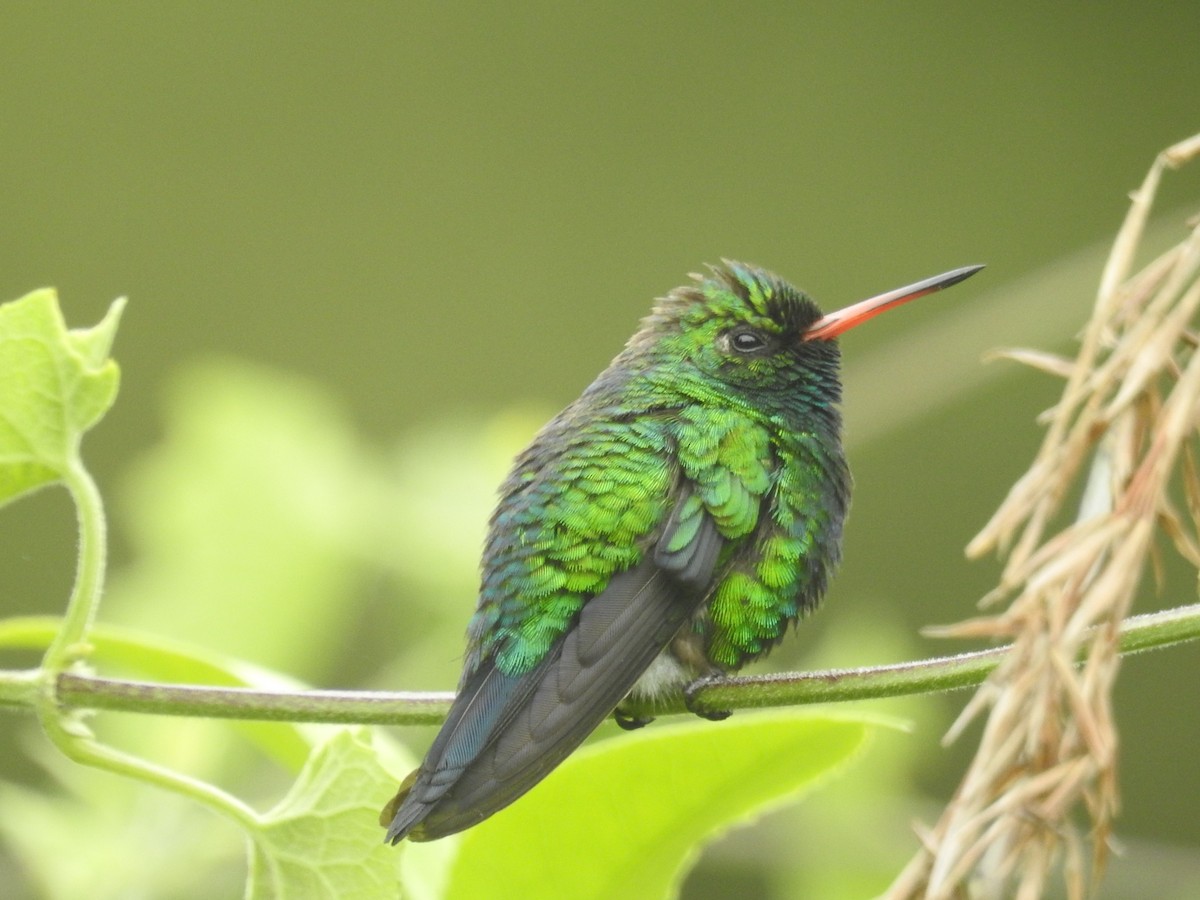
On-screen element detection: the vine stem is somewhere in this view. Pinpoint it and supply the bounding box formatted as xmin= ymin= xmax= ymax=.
xmin=32 ymin=460 xmax=259 ymax=830
xmin=13 ymin=458 xmax=1200 ymax=732
xmin=40 ymin=459 xmax=107 ymax=672
xmin=39 ymin=601 xmax=1200 ymax=725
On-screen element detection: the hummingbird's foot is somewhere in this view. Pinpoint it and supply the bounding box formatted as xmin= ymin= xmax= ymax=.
xmin=613 ymin=708 xmax=653 ymax=730
xmin=684 ymin=676 xmax=733 ymax=721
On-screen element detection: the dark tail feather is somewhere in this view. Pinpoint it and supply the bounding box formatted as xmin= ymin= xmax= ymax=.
xmin=382 ymin=558 xmax=705 ymax=842
xmin=382 ymin=659 xmax=529 ymax=842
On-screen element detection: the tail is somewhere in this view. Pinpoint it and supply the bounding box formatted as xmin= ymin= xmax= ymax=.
xmin=382 ymin=558 xmax=707 ymax=842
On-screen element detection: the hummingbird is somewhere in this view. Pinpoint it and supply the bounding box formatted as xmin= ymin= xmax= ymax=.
xmin=382 ymin=260 xmax=983 ymax=843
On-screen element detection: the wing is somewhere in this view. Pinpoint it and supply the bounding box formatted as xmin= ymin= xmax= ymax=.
xmin=382 ymin=481 xmax=724 ymax=843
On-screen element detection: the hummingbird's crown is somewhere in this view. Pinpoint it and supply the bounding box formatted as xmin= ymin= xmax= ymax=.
xmin=653 ymin=260 xmax=823 ymax=338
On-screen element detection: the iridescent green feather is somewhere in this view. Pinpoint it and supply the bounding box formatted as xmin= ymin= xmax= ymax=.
xmin=472 ymin=414 xmax=674 ymax=676
xmin=467 ymin=262 xmax=848 ymax=678
xmin=387 ymin=260 xmax=851 ymax=843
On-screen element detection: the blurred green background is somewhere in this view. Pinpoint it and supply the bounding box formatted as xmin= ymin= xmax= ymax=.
xmin=3 ymin=3 xmax=1200 ymax=897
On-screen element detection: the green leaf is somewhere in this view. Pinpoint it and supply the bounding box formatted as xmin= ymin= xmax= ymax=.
xmin=245 ymin=729 xmax=403 ymax=899
xmin=0 ymin=289 xmax=124 ymax=507
xmin=428 ymin=711 xmax=880 ymax=900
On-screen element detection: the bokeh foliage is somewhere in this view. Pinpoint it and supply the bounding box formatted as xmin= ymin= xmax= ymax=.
xmin=0 ymin=292 xmax=891 ymax=897
xmin=3 ymin=3 xmax=1200 ymax=897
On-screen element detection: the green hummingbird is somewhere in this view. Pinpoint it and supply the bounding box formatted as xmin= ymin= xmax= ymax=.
xmin=382 ymin=260 xmax=983 ymax=843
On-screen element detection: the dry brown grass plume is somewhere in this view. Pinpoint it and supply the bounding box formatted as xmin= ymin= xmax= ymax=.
xmin=885 ymin=131 xmax=1200 ymax=899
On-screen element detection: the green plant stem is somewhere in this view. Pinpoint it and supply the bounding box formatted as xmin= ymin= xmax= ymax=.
xmin=39 ymin=713 xmax=261 ymax=830
xmin=48 ymin=601 xmax=1200 ymax=725
xmin=675 ymin=601 xmax=1199 ymax=719
xmin=40 ymin=460 xmax=107 ymax=672
xmin=0 ymin=669 xmax=43 ymax=708
xmin=56 ymin=677 xmax=454 ymax=724
xmin=32 ymin=460 xmax=259 ymax=832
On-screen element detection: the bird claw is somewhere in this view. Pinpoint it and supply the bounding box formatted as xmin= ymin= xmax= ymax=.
xmin=613 ymin=708 xmax=653 ymax=730
xmin=684 ymin=676 xmax=733 ymax=721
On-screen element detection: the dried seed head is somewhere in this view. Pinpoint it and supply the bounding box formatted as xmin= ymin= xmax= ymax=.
xmin=886 ymin=131 xmax=1200 ymax=900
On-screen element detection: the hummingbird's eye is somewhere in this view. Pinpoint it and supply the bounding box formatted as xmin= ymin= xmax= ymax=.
xmin=727 ymin=329 xmax=769 ymax=354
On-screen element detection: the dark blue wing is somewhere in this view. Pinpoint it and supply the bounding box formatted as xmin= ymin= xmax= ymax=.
xmin=382 ymin=484 xmax=722 ymax=843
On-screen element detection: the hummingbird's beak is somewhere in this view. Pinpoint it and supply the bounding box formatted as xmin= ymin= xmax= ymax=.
xmin=802 ymin=264 xmax=985 ymax=342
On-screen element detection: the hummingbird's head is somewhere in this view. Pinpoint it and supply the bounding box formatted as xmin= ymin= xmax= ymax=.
xmin=632 ymin=260 xmax=840 ymax=398
xmin=626 ymin=260 xmax=983 ymax=403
